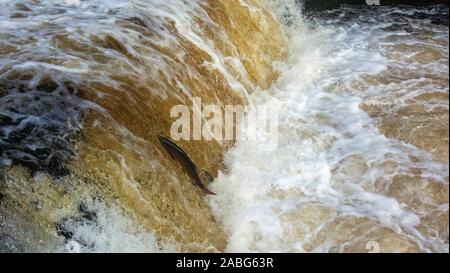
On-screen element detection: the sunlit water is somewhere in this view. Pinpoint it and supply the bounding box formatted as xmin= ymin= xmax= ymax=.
xmin=208 ymin=1 xmax=449 ymax=253
xmin=0 ymin=0 xmax=448 ymax=253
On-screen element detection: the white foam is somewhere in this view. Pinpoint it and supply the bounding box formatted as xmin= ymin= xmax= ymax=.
xmin=208 ymin=1 xmax=449 ymax=253
xmin=0 ymin=0 xmax=253 ymax=100
xmin=58 ymin=201 xmax=177 ymax=253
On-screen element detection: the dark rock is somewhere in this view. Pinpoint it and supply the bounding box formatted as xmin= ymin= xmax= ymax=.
xmin=55 ymin=207 xmax=98 ymax=251
xmin=56 ymin=221 xmax=74 ymax=240
xmin=78 ymin=203 xmax=97 ymax=222
xmin=0 ymin=81 xmax=84 ymax=178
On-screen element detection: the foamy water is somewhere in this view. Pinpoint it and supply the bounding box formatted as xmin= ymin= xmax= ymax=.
xmin=208 ymin=1 xmax=449 ymax=253
xmin=58 ymin=201 xmax=178 ymax=253
xmin=0 ymin=0 xmax=447 ymax=253
xmin=1 ymin=0 xmax=285 ymax=253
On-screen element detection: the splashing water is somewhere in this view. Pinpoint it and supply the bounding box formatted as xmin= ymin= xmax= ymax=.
xmin=0 ymin=0 xmax=447 ymax=253
xmin=0 ymin=0 xmax=286 ymax=252
xmin=208 ymin=1 xmax=449 ymax=253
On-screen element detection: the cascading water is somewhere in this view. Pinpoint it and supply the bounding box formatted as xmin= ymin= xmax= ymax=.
xmin=0 ymin=0 xmax=286 ymax=252
xmin=209 ymin=1 xmax=449 ymax=253
xmin=0 ymin=0 xmax=448 ymax=253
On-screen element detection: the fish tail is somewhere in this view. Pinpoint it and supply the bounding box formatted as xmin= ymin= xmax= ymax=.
xmin=202 ymin=188 xmax=216 ymax=195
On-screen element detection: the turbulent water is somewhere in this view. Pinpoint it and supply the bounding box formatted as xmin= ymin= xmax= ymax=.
xmin=0 ymin=0 xmax=286 ymax=252
xmin=209 ymin=2 xmax=449 ymax=252
xmin=0 ymin=0 xmax=448 ymax=253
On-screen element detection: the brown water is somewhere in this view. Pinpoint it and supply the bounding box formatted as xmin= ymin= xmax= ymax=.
xmin=0 ymin=0 xmax=286 ymax=252
xmin=0 ymin=0 xmax=448 ymax=253
xmin=207 ymin=3 xmax=448 ymax=253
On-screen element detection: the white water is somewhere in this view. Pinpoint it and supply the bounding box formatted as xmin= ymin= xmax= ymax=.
xmin=58 ymin=201 xmax=178 ymax=253
xmin=208 ymin=1 xmax=449 ymax=253
xmin=1 ymin=0 xmax=447 ymax=253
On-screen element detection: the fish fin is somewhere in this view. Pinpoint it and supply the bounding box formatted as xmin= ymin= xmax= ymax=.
xmin=200 ymin=170 xmax=214 ymax=185
xmin=199 ymin=171 xmax=216 ymax=195
xmin=202 ymin=188 xmax=216 ymax=195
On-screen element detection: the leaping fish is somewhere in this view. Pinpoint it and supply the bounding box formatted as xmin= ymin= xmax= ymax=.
xmin=157 ymin=135 xmax=216 ymax=195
